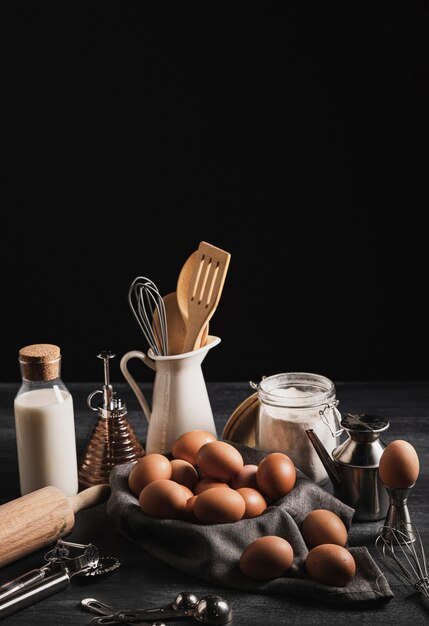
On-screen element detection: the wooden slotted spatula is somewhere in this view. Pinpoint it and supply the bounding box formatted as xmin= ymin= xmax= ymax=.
xmin=178 ymin=241 xmax=231 ymax=353
xmin=152 ymin=292 xmax=209 ymax=355
xmin=177 ymin=250 xmax=209 ymax=345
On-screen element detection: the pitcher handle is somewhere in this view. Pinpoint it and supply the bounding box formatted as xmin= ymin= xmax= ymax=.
xmin=120 ymin=350 xmax=156 ymax=423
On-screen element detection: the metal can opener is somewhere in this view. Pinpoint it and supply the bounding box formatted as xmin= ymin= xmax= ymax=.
xmin=0 ymin=539 xmax=120 ymax=620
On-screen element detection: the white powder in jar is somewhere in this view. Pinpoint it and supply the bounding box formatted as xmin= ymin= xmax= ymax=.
xmin=270 ymin=386 xmax=308 ymax=398
xmin=256 ymin=386 xmax=339 ymax=484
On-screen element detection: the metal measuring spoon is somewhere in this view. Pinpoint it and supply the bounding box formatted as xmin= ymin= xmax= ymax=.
xmin=93 ymin=595 xmax=232 ymax=625
xmin=87 ymin=592 xmax=199 ymax=625
xmin=83 ymin=592 xmax=197 ymax=617
xmin=82 ymin=598 xmax=164 ymax=625
xmin=82 ymin=599 xmax=167 ymax=625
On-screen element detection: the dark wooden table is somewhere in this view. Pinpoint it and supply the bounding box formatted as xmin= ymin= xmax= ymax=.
xmin=1 ymin=382 xmax=428 ymax=625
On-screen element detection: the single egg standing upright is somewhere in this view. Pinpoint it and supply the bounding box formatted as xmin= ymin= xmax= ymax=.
xmin=379 ymin=440 xmax=420 ymax=488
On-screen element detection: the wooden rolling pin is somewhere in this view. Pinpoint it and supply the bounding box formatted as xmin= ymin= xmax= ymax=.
xmin=0 ymin=484 xmax=108 ymax=568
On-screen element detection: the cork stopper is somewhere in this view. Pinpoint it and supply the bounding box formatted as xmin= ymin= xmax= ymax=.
xmin=19 ymin=344 xmax=61 ymax=381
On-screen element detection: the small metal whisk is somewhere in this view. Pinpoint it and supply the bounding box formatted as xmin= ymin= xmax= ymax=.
xmin=128 ymin=276 xmax=168 ymax=356
xmin=376 ymin=522 xmax=429 ymax=597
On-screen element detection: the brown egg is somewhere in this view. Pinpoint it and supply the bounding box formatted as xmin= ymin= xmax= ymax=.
xmin=379 ymin=440 xmax=420 ymax=488
xmin=139 ymin=479 xmax=187 ymax=519
xmin=196 ymin=441 xmax=244 ymax=481
xmin=236 ymin=488 xmax=267 ymax=519
xmin=193 ymin=487 xmax=246 ymax=524
xmin=181 ymin=485 xmax=194 ymax=499
xmin=302 ymin=510 xmax=348 ymax=547
xmin=181 ymin=495 xmax=199 ymax=523
xmin=194 ymin=478 xmax=231 ymax=495
xmin=256 ymin=453 xmax=296 ymax=500
xmin=231 ymin=465 xmax=259 ymax=490
xmin=239 ymin=536 xmax=294 ymax=580
xmin=172 ymin=430 xmax=217 ymax=465
xmin=128 ymin=454 xmax=172 ymax=497
xmin=170 ymin=459 xmax=199 ymax=490
xmin=306 ymin=544 xmax=356 ymax=587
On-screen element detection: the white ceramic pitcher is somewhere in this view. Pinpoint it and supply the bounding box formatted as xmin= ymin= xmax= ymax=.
xmin=120 ymin=336 xmax=220 ymax=454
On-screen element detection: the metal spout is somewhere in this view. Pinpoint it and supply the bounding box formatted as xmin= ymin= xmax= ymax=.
xmin=306 ymin=429 xmax=342 ymax=488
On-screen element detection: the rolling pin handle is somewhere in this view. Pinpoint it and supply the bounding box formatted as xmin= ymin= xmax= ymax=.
xmin=68 ymin=484 xmax=110 ymax=514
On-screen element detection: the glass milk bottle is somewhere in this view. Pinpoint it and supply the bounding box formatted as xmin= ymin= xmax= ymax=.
xmin=14 ymin=344 xmax=78 ymax=496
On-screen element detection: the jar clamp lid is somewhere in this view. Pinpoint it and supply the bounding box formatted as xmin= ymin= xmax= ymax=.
xmin=251 ymin=372 xmax=337 ymax=408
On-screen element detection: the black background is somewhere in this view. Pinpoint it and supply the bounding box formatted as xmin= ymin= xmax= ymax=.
xmin=1 ymin=3 xmax=428 ymax=384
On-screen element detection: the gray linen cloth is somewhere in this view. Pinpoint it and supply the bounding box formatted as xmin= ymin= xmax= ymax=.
xmin=107 ymin=442 xmax=393 ymax=607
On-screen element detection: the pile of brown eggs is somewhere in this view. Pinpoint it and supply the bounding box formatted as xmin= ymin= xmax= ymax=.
xmin=128 ymin=430 xmax=356 ymax=587
xmin=240 ymin=510 xmax=356 ymax=586
xmin=128 ymin=430 xmax=296 ymax=524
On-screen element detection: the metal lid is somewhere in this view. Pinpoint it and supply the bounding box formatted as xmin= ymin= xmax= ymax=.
xmin=341 ymin=413 xmax=389 ymax=433
xmin=254 ymin=372 xmax=336 ymax=408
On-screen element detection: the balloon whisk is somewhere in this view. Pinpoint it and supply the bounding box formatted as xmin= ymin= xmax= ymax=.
xmin=376 ymin=522 xmax=429 ymax=597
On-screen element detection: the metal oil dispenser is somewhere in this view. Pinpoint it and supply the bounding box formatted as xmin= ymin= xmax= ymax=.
xmin=79 ymin=351 xmax=144 ymax=487
xmin=306 ymin=413 xmax=390 ymax=521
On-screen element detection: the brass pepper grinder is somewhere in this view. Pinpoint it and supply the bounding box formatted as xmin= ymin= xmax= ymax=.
xmin=79 ymin=351 xmax=144 ymax=487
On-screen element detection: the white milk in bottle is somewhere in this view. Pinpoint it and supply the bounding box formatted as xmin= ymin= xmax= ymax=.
xmin=14 ymin=344 xmax=78 ymax=496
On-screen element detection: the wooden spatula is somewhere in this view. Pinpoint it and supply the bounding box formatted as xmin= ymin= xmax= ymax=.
xmin=178 ymin=241 xmax=231 ymax=353
xmin=177 ymin=250 xmax=209 ymax=345
xmin=153 ymin=292 xmax=209 ymax=355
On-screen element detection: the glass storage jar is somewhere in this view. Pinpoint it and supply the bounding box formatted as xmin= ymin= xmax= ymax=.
xmin=254 ymin=372 xmax=341 ymax=485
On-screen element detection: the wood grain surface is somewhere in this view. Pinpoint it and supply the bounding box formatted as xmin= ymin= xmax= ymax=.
xmin=0 ymin=382 xmax=428 ymax=625
xmin=0 ymin=484 xmax=109 ymax=567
